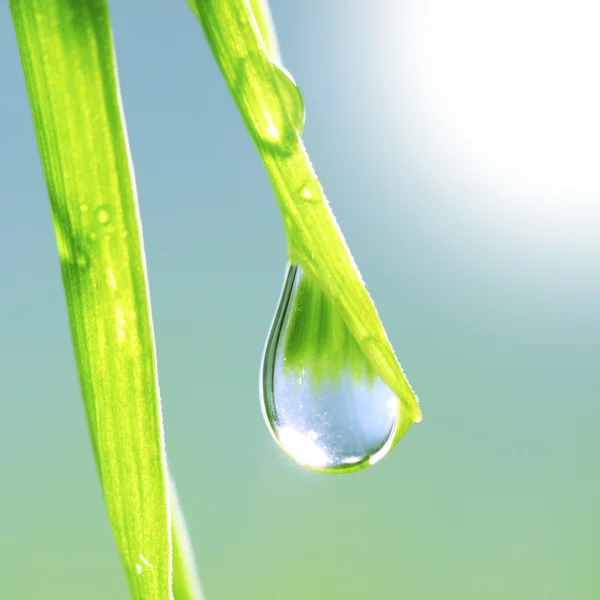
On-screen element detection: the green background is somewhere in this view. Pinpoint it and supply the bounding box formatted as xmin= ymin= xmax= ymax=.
xmin=1 ymin=1 xmax=598 ymax=599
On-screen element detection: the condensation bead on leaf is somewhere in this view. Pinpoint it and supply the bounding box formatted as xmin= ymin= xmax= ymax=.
xmin=273 ymin=63 xmax=305 ymax=135
xmin=238 ymin=58 xmax=305 ymax=153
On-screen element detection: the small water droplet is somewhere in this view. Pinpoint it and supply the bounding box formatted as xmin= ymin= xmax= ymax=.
xmin=238 ymin=60 xmax=305 ymax=154
xmin=261 ymin=265 xmax=399 ymax=473
xmin=298 ymin=185 xmax=319 ymax=203
xmin=96 ymin=207 xmax=110 ymax=224
xmin=273 ymin=64 xmax=305 ymax=136
xmin=80 ymin=204 xmax=89 ymax=212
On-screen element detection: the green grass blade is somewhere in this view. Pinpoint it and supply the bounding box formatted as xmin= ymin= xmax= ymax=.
xmin=11 ymin=2 xmax=202 ymax=598
xmin=170 ymin=478 xmax=205 ymax=600
xmin=247 ymin=0 xmax=280 ymax=63
xmin=187 ymin=0 xmax=422 ymax=444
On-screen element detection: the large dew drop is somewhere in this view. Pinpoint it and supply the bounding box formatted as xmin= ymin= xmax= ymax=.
xmin=261 ymin=265 xmax=399 ymax=473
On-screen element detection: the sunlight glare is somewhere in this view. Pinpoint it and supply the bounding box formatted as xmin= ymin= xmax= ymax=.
xmin=389 ymin=0 xmax=600 ymax=246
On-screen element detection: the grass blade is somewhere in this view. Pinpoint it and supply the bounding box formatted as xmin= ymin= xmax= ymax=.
xmin=170 ymin=478 xmax=205 ymax=600
xmin=247 ymin=0 xmax=280 ymax=63
xmin=10 ymin=1 xmax=202 ymax=598
xmin=187 ymin=0 xmax=422 ymax=444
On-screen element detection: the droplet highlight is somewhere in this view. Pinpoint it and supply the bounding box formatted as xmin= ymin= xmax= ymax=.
xmin=261 ymin=265 xmax=399 ymax=473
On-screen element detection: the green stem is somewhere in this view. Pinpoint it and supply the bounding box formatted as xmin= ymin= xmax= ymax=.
xmin=247 ymin=0 xmax=281 ymax=63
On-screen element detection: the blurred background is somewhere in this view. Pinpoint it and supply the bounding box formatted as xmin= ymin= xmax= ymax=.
xmin=1 ymin=1 xmax=599 ymax=598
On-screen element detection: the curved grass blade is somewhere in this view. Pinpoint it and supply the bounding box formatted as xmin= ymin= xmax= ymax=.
xmin=187 ymin=0 xmax=421 ymax=445
xmin=10 ymin=1 xmax=202 ymax=598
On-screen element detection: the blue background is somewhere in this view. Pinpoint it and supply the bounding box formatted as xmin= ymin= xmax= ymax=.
xmin=1 ymin=1 xmax=599 ymax=598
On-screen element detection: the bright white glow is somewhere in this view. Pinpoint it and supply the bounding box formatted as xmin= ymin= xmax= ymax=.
xmin=387 ymin=397 xmax=397 ymax=416
xmin=278 ymin=426 xmax=329 ymax=468
xmin=263 ymin=110 xmax=280 ymax=143
xmin=386 ymin=0 xmax=600 ymax=247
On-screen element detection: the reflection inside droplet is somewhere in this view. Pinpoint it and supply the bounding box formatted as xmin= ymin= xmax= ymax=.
xmin=261 ymin=265 xmax=399 ymax=473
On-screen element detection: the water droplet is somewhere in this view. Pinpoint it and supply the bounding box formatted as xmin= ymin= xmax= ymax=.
xmin=80 ymin=204 xmax=89 ymax=213
xmin=261 ymin=265 xmax=399 ymax=473
xmin=238 ymin=59 xmax=304 ymax=154
xmin=96 ymin=207 xmax=110 ymax=225
xmin=273 ymin=64 xmax=305 ymax=136
xmin=297 ymin=182 xmax=321 ymax=203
